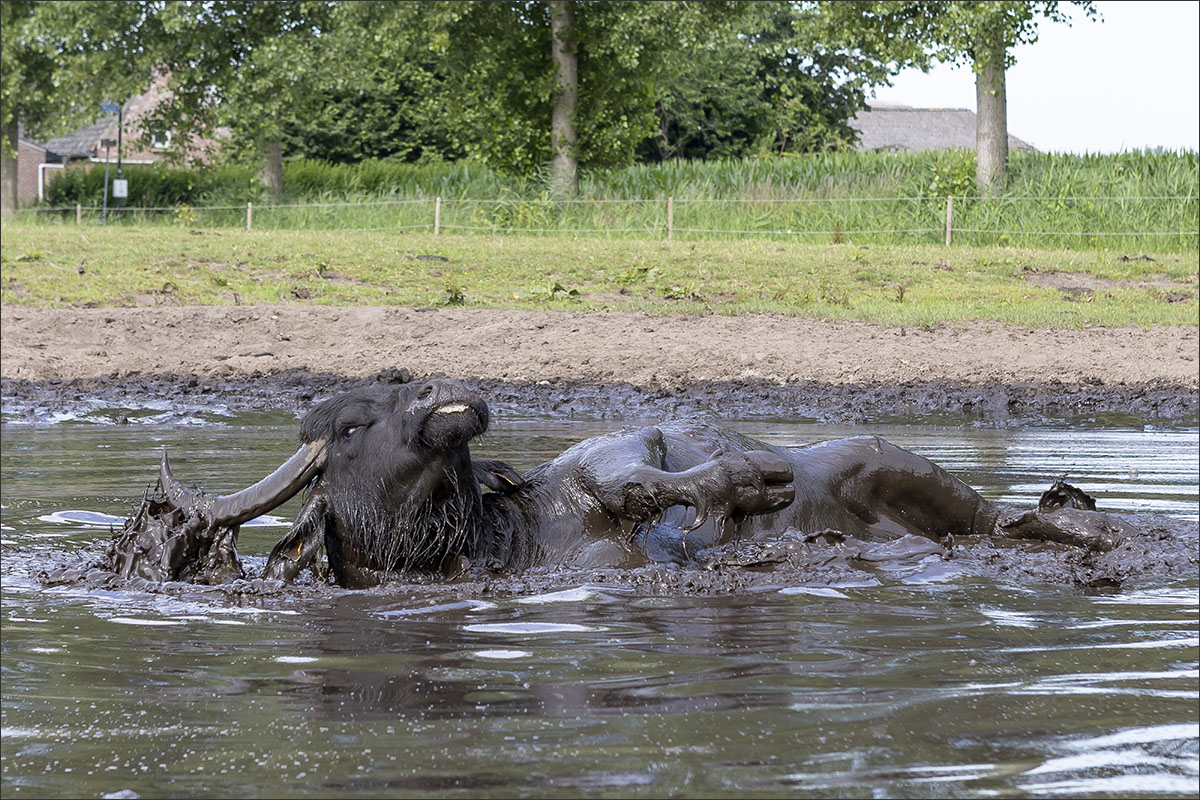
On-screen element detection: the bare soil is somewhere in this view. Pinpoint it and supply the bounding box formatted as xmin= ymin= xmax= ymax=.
xmin=4 ymin=304 xmax=1198 ymax=385
xmin=2 ymin=305 xmax=1198 ymax=423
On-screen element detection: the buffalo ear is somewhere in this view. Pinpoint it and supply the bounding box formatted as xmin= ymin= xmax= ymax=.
xmin=473 ymin=459 xmax=524 ymax=494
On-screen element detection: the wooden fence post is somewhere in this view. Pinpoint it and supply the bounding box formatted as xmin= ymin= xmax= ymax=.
xmin=667 ymin=196 xmax=674 ymax=242
xmin=76 ymin=203 xmax=82 ymax=226
xmin=434 ymin=196 xmax=441 ymax=236
xmin=247 ymin=201 xmax=253 ymax=231
xmin=944 ymin=195 xmax=953 ymax=246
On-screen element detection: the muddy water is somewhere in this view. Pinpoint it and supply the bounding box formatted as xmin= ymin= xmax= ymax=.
xmin=2 ymin=413 xmax=1198 ymax=798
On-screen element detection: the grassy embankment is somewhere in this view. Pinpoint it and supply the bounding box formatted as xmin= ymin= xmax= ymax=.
xmin=2 ymin=225 xmax=1196 ymax=329
xmin=6 ymin=150 xmax=1195 ymax=327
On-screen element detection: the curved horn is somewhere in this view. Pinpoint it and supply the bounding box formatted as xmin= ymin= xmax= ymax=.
xmin=160 ymin=439 xmax=327 ymax=528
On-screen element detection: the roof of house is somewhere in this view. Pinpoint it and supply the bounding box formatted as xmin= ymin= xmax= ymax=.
xmin=41 ymin=117 xmax=117 ymax=159
xmin=851 ymin=104 xmax=1036 ymax=153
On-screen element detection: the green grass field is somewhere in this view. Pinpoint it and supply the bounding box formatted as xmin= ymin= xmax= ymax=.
xmin=2 ymin=225 xmax=1196 ymax=328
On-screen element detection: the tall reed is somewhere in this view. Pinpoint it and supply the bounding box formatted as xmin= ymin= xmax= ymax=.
xmin=24 ymin=150 xmax=1198 ymax=251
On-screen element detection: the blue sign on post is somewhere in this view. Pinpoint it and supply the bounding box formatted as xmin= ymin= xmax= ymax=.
xmin=101 ymin=102 xmax=120 ymax=113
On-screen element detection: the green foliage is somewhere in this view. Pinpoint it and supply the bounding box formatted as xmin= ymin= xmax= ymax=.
xmin=922 ymin=151 xmax=978 ymax=198
xmin=1 ymin=1 xmax=157 ymax=151
xmin=279 ymin=62 xmax=463 ymax=164
xmin=439 ymin=274 xmax=466 ymax=306
xmin=659 ymin=282 xmax=706 ymax=301
xmin=513 ymin=281 xmax=580 ymax=302
xmin=484 ymin=196 xmax=561 ymax=231
xmin=44 ymin=163 xmax=259 ymax=207
xmin=10 ymin=0 xmax=1071 ymax=194
xmin=266 ymin=1 xmax=930 ymax=175
xmin=822 ymin=1 xmax=1097 ymax=72
xmin=639 ymin=3 xmax=879 ymax=161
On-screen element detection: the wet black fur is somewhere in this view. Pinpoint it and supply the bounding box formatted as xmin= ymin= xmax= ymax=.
xmin=297 ymin=380 xmax=497 ymax=578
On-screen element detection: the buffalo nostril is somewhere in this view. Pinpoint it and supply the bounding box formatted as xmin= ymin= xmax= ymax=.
xmin=417 ymin=384 xmax=433 ymax=401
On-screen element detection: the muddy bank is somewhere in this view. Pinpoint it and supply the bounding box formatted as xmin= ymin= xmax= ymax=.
xmin=2 ymin=306 xmax=1198 ymax=389
xmin=4 ymin=305 xmax=1196 ymax=424
xmin=2 ymin=367 xmax=1197 ymax=426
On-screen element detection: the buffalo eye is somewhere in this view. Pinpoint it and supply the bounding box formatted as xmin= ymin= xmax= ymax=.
xmin=342 ymin=425 xmax=360 ymax=440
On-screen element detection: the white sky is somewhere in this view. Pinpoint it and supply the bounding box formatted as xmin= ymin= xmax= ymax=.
xmin=869 ymin=0 xmax=1200 ymax=154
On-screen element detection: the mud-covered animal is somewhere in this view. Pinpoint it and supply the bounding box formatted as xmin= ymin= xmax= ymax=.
xmin=106 ymin=379 xmax=1136 ymax=588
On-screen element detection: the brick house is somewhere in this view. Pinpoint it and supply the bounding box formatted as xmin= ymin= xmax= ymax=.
xmin=16 ymin=75 xmax=223 ymax=206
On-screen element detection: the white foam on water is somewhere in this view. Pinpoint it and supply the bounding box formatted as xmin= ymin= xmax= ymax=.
xmin=1063 ymin=723 xmax=1200 ymax=751
xmin=37 ymin=509 xmax=287 ymax=527
xmin=0 ymin=727 xmax=40 ymax=739
xmin=218 ymin=607 xmax=300 ymax=616
xmin=514 ymin=586 xmax=605 ymax=604
xmin=1022 ymin=775 xmax=1200 ymax=797
xmin=980 ymin=606 xmax=1041 ymax=629
xmin=463 ymin=622 xmax=604 ymax=635
xmin=779 ymin=586 xmax=850 ymax=598
xmin=378 ymin=599 xmax=496 ymax=618
xmin=39 ymin=510 xmax=125 ymax=527
xmin=108 ymin=617 xmax=186 ymax=627
xmin=470 ymin=649 xmax=532 ymax=660
xmin=276 ymin=656 xmax=318 ymax=664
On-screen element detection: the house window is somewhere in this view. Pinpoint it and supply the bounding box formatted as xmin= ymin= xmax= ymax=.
xmin=150 ymin=130 xmax=172 ymax=151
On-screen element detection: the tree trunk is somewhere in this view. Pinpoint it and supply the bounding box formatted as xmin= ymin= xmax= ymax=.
xmin=1 ymin=118 xmax=18 ymax=219
xmin=974 ymin=36 xmax=1008 ymax=198
xmin=549 ymin=0 xmax=578 ymax=197
xmin=260 ymin=138 xmax=284 ymax=202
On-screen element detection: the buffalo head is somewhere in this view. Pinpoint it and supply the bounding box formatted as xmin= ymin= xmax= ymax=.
xmin=153 ymin=379 xmax=520 ymax=587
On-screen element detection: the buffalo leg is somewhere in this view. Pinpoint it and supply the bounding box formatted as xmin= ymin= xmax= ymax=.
xmin=578 ymin=427 xmax=795 ymax=532
xmin=262 ymin=493 xmax=329 ymax=583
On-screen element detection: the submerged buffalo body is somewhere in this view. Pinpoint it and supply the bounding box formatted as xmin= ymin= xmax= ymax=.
xmin=107 ymin=379 xmax=1134 ymax=588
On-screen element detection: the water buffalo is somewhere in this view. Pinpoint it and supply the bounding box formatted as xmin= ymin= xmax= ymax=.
xmin=106 ymin=378 xmax=1136 ymax=588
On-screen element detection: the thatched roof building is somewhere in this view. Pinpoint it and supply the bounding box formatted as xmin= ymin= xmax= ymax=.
xmin=851 ymin=103 xmax=1037 ymax=153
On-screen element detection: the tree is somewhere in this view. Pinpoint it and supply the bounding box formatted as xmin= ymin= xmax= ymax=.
xmin=0 ymin=1 xmax=49 ymax=217
xmin=826 ymin=1 xmax=1097 ymax=196
xmin=640 ymin=2 xmax=913 ymax=161
xmin=382 ymin=2 xmax=729 ymax=182
xmin=1 ymin=1 xmax=155 ymax=216
xmin=278 ymin=60 xmax=463 ymax=164
xmin=1 ymin=1 xmax=339 ymax=208
xmin=140 ymin=1 xmax=338 ymax=200
xmin=275 ymin=2 xmax=929 ymax=171
xmin=549 ymin=0 xmax=578 ymax=195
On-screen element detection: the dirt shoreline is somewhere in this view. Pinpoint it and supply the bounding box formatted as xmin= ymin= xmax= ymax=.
xmin=2 ymin=305 xmax=1198 ymax=423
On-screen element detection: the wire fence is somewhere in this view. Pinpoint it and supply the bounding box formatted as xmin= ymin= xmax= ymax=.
xmin=16 ymin=194 xmax=1200 ymax=251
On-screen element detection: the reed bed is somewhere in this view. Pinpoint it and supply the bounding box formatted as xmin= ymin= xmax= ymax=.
xmin=20 ymin=150 xmax=1198 ymax=252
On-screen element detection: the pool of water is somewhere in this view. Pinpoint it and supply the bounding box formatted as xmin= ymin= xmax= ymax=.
xmin=2 ymin=412 xmax=1197 ymax=798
